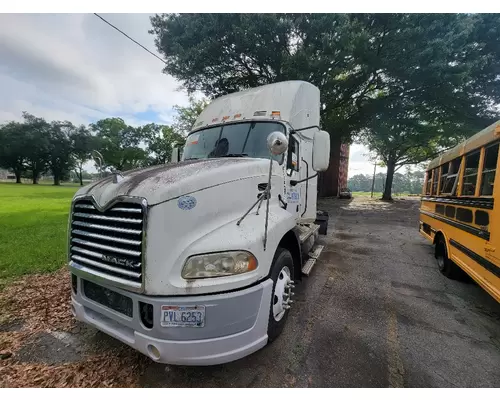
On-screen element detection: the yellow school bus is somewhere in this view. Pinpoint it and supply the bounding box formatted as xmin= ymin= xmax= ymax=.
xmin=419 ymin=120 xmax=500 ymax=303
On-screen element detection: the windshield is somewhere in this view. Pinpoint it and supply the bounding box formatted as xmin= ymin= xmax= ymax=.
xmin=182 ymin=121 xmax=285 ymax=163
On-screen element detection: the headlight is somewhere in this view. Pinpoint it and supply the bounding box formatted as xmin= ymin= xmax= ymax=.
xmin=181 ymin=251 xmax=258 ymax=279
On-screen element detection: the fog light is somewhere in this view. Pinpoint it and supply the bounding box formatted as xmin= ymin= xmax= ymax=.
xmin=71 ymin=274 xmax=77 ymax=294
xmin=147 ymin=344 xmax=161 ymax=361
xmin=140 ymin=302 xmax=154 ymax=329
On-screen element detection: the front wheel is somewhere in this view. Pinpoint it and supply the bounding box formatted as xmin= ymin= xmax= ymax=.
xmin=435 ymin=237 xmax=465 ymax=280
xmin=267 ymin=247 xmax=295 ymax=342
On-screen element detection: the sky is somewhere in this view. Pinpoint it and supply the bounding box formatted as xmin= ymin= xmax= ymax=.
xmin=0 ymin=13 xmax=379 ymax=177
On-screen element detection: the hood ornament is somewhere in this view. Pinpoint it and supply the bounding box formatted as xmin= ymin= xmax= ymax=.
xmin=111 ymin=169 xmax=124 ymax=183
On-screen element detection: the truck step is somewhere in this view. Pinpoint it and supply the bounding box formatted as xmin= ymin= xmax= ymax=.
xmin=299 ymin=224 xmax=320 ymax=244
xmin=308 ymin=244 xmax=324 ymax=259
xmin=301 ymin=244 xmax=324 ymax=276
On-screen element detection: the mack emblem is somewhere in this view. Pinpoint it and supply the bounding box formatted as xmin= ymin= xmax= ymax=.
xmin=102 ymin=255 xmax=139 ymax=269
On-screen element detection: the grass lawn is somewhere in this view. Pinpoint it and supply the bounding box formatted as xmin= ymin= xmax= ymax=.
xmin=0 ymin=183 xmax=80 ymax=280
xmin=351 ymin=191 xmax=414 ymax=197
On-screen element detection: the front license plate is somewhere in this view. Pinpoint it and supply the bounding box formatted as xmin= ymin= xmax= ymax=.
xmin=160 ymin=305 xmax=206 ymax=327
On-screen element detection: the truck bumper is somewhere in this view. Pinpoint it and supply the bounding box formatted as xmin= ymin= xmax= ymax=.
xmin=70 ymin=275 xmax=273 ymax=366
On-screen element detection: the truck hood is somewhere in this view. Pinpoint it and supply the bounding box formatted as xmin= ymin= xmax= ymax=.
xmin=74 ymin=158 xmax=275 ymax=207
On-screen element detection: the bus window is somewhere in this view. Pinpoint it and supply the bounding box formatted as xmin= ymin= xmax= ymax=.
xmin=480 ymin=143 xmax=499 ymax=196
xmin=456 ymin=208 xmax=473 ymax=223
xmin=462 ymin=151 xmax=480 ymax=196
xmin=431 ymin=168 xmax=439 ymax=195
xmin=439 ymin=163 xmax=449 ymax=194
xmin=475 ymin=210 xmax=489 ymax=226
xmin=445 ymin=205 xmax=456 ymax=218
xmin=425 ymin=170 xmax=432 ymax=194
xmin=441 ymin=158 xmax=461 ymax=195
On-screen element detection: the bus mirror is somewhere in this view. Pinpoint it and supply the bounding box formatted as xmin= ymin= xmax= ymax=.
xmin=312 ymin=130 xmax=330 ymax=171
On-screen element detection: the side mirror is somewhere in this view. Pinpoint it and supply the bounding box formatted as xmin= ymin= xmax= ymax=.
xmin=267 ymin=131 xmax=288 ymax=155
xmin=312 ymin=130 xmax=330 ymax=171
xmin=171 ymin=147 xmax=180 ymax=164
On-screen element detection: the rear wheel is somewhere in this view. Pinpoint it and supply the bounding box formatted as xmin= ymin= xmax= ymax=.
xmin=267 ymin=247 xmax=295 ymax=342
xmin=435 ymin=236 xmax=466 ymax=280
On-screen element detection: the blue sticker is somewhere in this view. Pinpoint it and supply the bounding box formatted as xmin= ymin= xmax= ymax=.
xmin=178 ymin=195 xmax=197 ymax=210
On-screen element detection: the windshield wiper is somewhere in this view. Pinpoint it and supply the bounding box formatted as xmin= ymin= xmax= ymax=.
xmin=222 ymin=154 xmax=249 ymax=158
xmin=184 ymin=157 xmax=199 ymax=161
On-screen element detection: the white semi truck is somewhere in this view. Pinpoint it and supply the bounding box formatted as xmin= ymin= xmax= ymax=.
xmin=68 ymin=80 xmax=331 ymax=365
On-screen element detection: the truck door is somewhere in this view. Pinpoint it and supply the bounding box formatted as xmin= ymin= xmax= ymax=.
xmin=285 ymin=135 xmax=302 ymax=219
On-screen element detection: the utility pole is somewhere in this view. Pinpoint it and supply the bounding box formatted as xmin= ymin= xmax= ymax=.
xmin=370 ymin=161 xmax=377 ymax=198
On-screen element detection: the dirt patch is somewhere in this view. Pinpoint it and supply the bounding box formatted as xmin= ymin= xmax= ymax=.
xmin=15 ymin=332 xmax=83 ymax=365
xmin=335 ymin=232 xmax=359 ymax=240
xmin=0 ymin=320 xmax=23 ymax=332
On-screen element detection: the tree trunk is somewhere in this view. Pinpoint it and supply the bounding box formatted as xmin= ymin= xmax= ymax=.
xmin=79 ymin=168 xmax=83 ymax=186
xmin=382 ymin=161 xmax=396 ymax=201
xmin=32 ymin=169 xmax=39 ymax=184
xmin=15 ymin=170 xmax=22 ymax=184
xmin=53 ymin=173 xmax=61 ymax=186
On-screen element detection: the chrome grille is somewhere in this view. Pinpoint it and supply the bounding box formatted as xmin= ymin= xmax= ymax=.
xmin=69 ymin=198 xmax=145 ymax=288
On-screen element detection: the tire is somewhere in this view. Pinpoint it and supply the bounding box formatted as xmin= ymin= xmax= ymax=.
xmin=435 ymin=237 xmax=466 ymax=280
xmin=267 ymin=247 xmax=295 ymax=342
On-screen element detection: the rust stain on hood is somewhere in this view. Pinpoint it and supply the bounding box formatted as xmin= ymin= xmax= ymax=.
xmin=75 ymin=158 xmax=274 ymax=207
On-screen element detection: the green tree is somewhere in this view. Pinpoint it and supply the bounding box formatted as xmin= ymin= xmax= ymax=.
xmin=149 ymin=14 xmax=362 ymax=196
xmin=149 ymin=13 xmax=500 ymax=197
xmin=355 ymin=13 xmax=500 ymax=200
xmin=21 ymin=112 xmax=51 ymax=184
xmin=46 ymin=121 xmax=75 ymax=185
xmin=141 ymin=123 xmax=185 ymax=165
xmin=71 ymin=125 xmax=97 ymax=186
xmin=360 ymin=101 xmax=477 ymax=200
xmin=0 ymin=121 xmax=27 ymax=183
xmin=90 ymin=118 xmax=148 ymax=171
xmin=172 ymin=96 xmax=209 ymax=135
xmin=408 ymin=169 xmax=425 ymax=195
xmin=348 ymin=174 xmax=372 ymax=192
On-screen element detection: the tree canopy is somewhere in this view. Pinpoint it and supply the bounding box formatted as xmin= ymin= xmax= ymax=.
xmin=150 ymin=13 xmax=500 ymax=198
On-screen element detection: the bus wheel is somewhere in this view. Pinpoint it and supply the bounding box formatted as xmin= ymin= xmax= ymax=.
xmin=435 ymin=237 xmax=464 ymax=280
xmin=267 ymin=247 xmax=294 ymax=342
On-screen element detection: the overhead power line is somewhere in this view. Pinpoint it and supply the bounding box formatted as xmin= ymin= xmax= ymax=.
xmin=93 ymin=13 xmax=167 ymax=65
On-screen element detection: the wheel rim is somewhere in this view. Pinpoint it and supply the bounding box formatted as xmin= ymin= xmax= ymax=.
xmin=272 ymin=266 xmax=292 ymax=322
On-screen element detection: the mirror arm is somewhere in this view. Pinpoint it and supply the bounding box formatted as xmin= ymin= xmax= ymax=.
xmin=290 ymin=173 xmax=318 ymax=187
xmin=290 ymin=125 xmax=320 ymax=142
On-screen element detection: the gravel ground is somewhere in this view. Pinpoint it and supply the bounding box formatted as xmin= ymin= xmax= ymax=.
xmin=2 ymin=196 xmax=499 ymax=387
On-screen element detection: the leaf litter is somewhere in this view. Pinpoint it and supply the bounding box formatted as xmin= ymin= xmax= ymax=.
xmin=0 ymin=268 xmax=152 ymax=387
